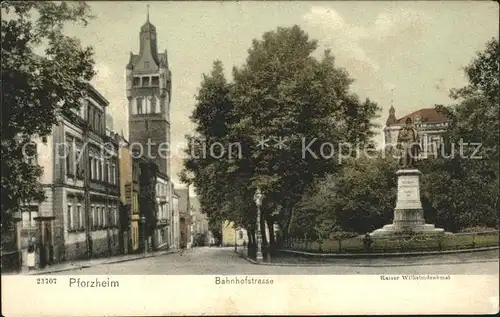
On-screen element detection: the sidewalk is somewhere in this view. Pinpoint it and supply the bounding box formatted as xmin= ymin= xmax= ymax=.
xmin=15 ymin=249 xmax=179 ymax=275
xmin=236 ymin=248 xmax=499 ymax=267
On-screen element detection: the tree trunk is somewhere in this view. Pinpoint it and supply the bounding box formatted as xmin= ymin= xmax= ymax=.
xmin=266 ymin=217 xmax=275 ymax=253
xmin=247 ymin=229 xmax=256 ymax=258
xmin=260 ymin=209 xmax=268 ymax=246
xmin=282 ymin=205 xmax=293 ymax=242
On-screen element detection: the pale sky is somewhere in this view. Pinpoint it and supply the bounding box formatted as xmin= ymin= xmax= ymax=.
xmin=63 ymin=1 xmax=498 ymax=186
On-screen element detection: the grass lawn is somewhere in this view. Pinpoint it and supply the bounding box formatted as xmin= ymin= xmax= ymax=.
xmin=287 ymin=231 xmax=499 ymax=254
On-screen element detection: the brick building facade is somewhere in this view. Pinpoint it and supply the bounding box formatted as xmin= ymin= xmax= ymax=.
xmin=31 ymin=84 xmax=121 ymax=266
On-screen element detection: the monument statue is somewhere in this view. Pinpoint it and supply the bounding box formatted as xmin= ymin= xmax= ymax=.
xmin=397 ymin=117 xmax=421 ymax=168
xmin=370 ymin=118 xmax=445 ymax=238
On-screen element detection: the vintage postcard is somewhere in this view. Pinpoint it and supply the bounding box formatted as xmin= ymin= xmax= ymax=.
xmin=1 ymin=0 xmax=499 ymax=315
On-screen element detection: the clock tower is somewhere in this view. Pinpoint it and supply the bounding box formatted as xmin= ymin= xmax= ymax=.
xmin=126 ymin=13 xmax=172 ymax=177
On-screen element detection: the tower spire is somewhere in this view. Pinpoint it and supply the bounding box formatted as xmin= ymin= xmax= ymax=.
xmin=390 ymin=87 xmax=394 ymax=109
xmin=147 ymin=4 xmax=150 ymax=22
xmin=386 ymin=87 xmax=397 ymax=125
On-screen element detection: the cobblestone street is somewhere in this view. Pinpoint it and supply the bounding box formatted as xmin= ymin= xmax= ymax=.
xmin=49 ymin=247 xmax=500 ymax=275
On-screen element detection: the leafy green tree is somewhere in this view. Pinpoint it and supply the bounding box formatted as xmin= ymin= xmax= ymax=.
xmin=182 ymin=26 xmax=381 ymax=255
xmin=229 ymin=26 xmax=380 ymax=243
xmin=296 ymin=153 xmax=398 ymax=235
xmin=420 ymin=38 xmax=499 ymax=231
xmin=1 ymin=2 xmax=95 ymax=229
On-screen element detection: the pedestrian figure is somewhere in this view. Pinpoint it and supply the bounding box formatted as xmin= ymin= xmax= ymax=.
xmin=27 ymin=243 xmax=36 ymax=270
xmin=363 ymin=233 xmax=373 ymax=252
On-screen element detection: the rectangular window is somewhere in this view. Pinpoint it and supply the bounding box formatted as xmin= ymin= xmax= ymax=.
xmin=97 ymin=159 xmax=101 ymax=181
xmin=80 ymin=102 xmax=86 ymax=119
xmin=75 ymin=147 xmax=83 ymax=179
xmin=103 ymin=207 xmax=107 ymax=227
xmin=91 ymin=205 xmax=95 ymax=229
xmin=101 ymin=159 xmax=105 ymax=181
xmin=113 ymin=206 xmax=116 ymax=226
xmin=112 ymin=163 xmax=116 ymax=185
xmin=65 ymin=139 xmax=74 ymax=176
xmin=26 ymin=143 xmax=38 ymax=166
xmin=96 ymin=206 xmax=101 ymax=227
xmin=150 ymin=96 xmax=157 ymax=113
xmin=144 ymin=62 xmax=149 ymax=70
xmin=21 ymin=206 xmax=38 ymax=228
xmin=90 ymin=156 xmax=95 ymax=180
xmin=105 ymin=161 xmax=110 ymax=183
xmin=136 ymin=98 xmax=143 ymax=114
xmin=97 ymin=113 xmax=102 ymax=133
xmin=93 ymin=111 xmax=97 ymax=130
xmin=67 ymin=204 xmax=73 ymax=230
xmin=102 ymin=206 xmax=106 ymax=227
xmin=76 ymin=205 xmax=82 ymax=229
xmin=152 ymin=76 xmax=159 ymax=86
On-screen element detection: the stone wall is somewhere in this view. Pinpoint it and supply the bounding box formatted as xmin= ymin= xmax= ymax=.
xmin=64 ymin=233 xmax=121 ymax=261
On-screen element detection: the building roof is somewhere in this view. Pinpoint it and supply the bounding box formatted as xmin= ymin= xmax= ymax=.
xmin=128 ymin=52 xmax=167 ymax=70
xmin=387 ymin=107 xmax=451 ymax=126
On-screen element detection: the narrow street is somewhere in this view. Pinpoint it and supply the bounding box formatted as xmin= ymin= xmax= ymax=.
xmin=50 ymin=247 xmax=500 ymax=275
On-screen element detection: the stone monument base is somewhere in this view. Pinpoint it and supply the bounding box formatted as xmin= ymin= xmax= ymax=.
xmin=370 ymin=169 xmax=445 ymax=238
xmin=371 ymin=224 xmax=445 ymax=237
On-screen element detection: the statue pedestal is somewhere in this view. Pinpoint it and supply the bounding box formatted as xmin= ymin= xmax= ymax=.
xmin=371 ymin=169 xmax=445 ymax=237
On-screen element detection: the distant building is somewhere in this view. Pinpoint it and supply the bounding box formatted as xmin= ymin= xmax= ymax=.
xmin=188 ymin=196 xmax=209 ymax=246
xmin=171 ymin=184 xmax=180 ymax=249
xmin=155 ymin=174 xmax=170 ymax=248
xmin=384 ymin=106 xmax=451 ymax=158
xmin=118 ymin=136 xmax=145 ymax=254
xmin=221 ymin=221 xmax=248 ymax=247
xmin=176 ymin=188 xmax=191 ymax=248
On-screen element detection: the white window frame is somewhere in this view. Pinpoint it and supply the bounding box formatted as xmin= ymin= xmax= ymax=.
xmin=102 ymin=205 xmax=107 ymax=227
xmin=114 ymin=207 xmax=118 ymax=226
xmin=96 ymin=206 xmax=101 ymax=227
xmin=90 ymin=155 xmax=95 ymax=180
xmin=21 ymin=207 xmax=38 ymax=228
xmin=107 ymin=161 xmax=111 ymax=183
xmin=91 ymin=205 xmax=96 ymax=228
xmin=101 ymin=158 xmax=105 ymax=182
xmin=77 ymin=204 xmax=83 ymax=229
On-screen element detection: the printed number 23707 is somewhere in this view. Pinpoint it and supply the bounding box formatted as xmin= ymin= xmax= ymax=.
xmin=36 ymin=278 xmax=57 ymax=285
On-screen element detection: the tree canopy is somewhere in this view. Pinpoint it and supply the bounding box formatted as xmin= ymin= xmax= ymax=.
xmin=1 ymin=2 xmax=95 ymax=228
xmin=297 ymin=38 xmax=499 ymax=235
xmin=182 ymin=25 xmax=381 ymax=246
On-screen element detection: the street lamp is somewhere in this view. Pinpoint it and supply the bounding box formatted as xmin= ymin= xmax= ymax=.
xmin=140 ymin=215 xmax=146 ymax=256
xmin=234 ymin=226 xmax=237 ymax=253
xmin=253 ymin=188 xmax=264 ymax=262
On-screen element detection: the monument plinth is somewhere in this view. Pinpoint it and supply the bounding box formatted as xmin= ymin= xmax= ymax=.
xmin=371 ymin=169 xmax=445 ymax=237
